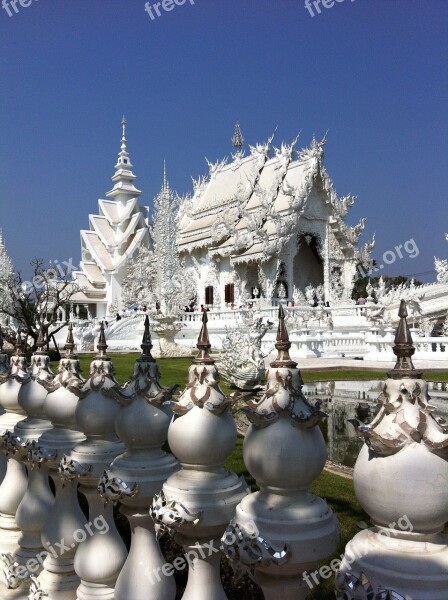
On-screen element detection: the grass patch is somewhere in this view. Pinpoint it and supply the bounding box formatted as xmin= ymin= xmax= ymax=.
xmin=61 ymin=355 xmax=448 ymax=386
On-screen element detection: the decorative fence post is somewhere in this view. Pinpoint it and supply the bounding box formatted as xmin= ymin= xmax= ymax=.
xmin=64 ymin=323 xmax=127 ymax=600
xmin=98 ymin=316 xmax=179 ymax=600
xmin=0 ymin=331 xmax=55 ymax=593
xmin=151 ymin=312 xmax=249 ymax=600
xmin=0 ymin=333 xmax=28 ymax=569
xmin=336 ymin=300 xmax=448 ymax=599
xmin=222 ymin=306 xmax=340 ymax=599
xmin=32 ymin=324 xmax=87 ymax=600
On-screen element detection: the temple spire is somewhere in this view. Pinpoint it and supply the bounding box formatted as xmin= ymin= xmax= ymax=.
xmin=106 ymin=116 xmax=142 ymax=201
xmin=387 ymin=300 xmax=422 ymax=379
xmin=194 ymin=312 xmax=214 ymax=365
xmin=232 ymin=122 xmax=244 ymax=149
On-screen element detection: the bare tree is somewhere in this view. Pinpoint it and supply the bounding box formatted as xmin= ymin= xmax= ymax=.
xmin=0 ymin=258 xmax=82 ymax=350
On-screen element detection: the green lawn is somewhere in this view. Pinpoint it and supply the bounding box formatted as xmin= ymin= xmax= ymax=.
xmin=64 ymin=354 xmax=448 ymax=386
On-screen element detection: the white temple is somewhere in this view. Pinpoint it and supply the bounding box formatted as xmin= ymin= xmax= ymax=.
xmin=177 ymin=127 xmax=374 ymax=310
xmin=72 ymin=120 xmax=374 ymax=318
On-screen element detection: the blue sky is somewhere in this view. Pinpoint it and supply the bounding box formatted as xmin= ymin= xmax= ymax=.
xmin=0 ymin=0 xmax=446 ymax=282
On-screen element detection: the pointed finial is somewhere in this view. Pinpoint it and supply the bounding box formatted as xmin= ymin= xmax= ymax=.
xmin=64 ymin=323 xmax=76 ymax=357
xmin=387 ymin=300 xmax=422 ymax=379
xmin=194 ymin=311 xmax=214 ymax=364
xmin=0 ymin=326 xmax=3 ymax=352
xmin=163 ymin=160 xmax=170 ymax=193
xmin=96 ymin=322 xmax=109 ymax=359
xmin=121 ymin=115 xmax=127 ymax=139
xmin=140 ymin=315 xmax=154 ymax=361
xmin=232 ymin=122 xmax=244 ymax=149
xmin=15 ymin=329 xmax=24 ymax=356
xmin=270 ymin=306 xmax=298 ymax=368
xmin=35 ymin=328 xmax=45 ymax=354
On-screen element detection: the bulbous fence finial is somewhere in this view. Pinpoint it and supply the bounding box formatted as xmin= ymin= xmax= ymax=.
xmin=336 ymin=301 xmax=448 ymax=600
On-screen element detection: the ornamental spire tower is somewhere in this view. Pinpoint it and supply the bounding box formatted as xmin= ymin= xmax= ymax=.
xmin=106 ymin=116 xmax=142 ymax=202
xmin=232 ymin=121 xmax=244 ymax=149
xmin=73 ymin=117 xmax=150 ymax=317
xmin=152 ymin=164 xmax=182 ymax=316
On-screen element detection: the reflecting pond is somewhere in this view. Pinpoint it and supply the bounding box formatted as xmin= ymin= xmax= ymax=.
xmin=302 ymin=380 xmax=448 ymax=468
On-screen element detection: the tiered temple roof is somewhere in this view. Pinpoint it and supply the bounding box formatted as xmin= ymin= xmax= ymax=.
xmin=178 ymin=132 xmax=372 ymax=265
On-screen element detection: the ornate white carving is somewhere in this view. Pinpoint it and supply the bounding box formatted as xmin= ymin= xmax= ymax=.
xmin=204 ymin=260 xmax=221 ymax=306
xmin=150 ymin=490 xmax=201 ymax=538
xmin=220 ymin=315 xmax=273 ymax=390
xmin=434 ymin=256 xmax=448 ymax=283
xmin=121 ymin=246 xmax=157 ymax=309
xmin=205 ymin=156 xmax=228 ymax=175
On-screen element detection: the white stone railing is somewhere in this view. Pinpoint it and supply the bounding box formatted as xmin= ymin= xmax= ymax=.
xmin=179 ymin=304 xmax=369 ymax=327
xmin=282 ymin=330 xmax=448 ymax=361
xmin=66 ymin=309 xmax=448 ymax=364
xmin=413 ymin=336 xmax=447 ymax=358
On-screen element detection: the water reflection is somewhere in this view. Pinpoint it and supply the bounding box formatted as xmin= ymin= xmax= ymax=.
xmin=302 ymin=381 xmax=448 ymax=468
